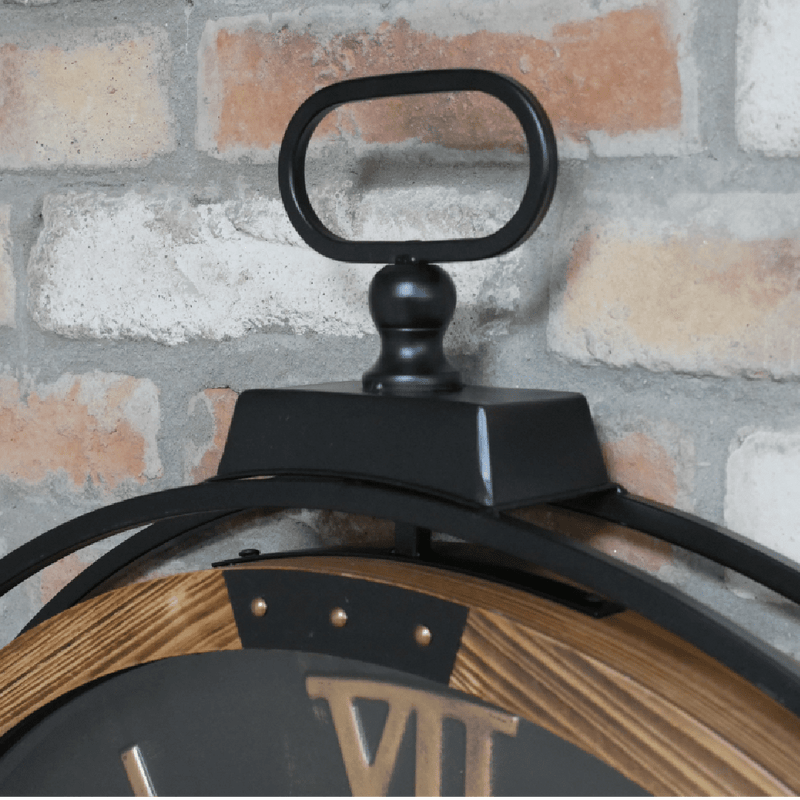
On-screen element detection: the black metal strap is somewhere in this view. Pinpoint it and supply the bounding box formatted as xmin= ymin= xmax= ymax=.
xmin=18 ymin=511 xmax=241 ymax=635
xmin=225 ymin=569 xmax=468 ymax=684
xmin=559 ymin=487 xmax=800 ymax=606
xmin=278 ymin=69 xmax=557 ymax=264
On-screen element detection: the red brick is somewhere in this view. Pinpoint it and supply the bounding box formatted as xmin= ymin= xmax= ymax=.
xmin=513 ymin=423 xmax=695 ymax=574
xmin=199 ymin=7 xmax=682 ymax=157
xmin=603 ymin=432 xmax=679 ymax=507
xmin=187 ymin=388 xmax=239 ymax=482
xmin=598 ymin=426 xmax=691 ymax=571
xmin=515 ymin=504 xmax=673 ymax=574
xmin=0 ymin=30 xmax=174 ymax=169
xmin=0 ymin=373 xmax=161 ymax=490
xmin=601 ymin=418 xmax=695 ymax=507
xmin=40 ymin=553 xmax=93 ymax=604
xmin=549 ymin=192 xmax=800 ymax=378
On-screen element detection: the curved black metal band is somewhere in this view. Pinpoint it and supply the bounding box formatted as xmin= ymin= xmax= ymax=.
xmin=278 ymin=69 xmax=557 ymax=264
xmin=559 ymin=487 xmax=800 ymax=604
xmin=18 ymin=511 xmax=243 ymax=635
xmin=31 ymin=484 xmax=800 ymax=636
xmin=2 ymin=476 xmax=799 ymax=717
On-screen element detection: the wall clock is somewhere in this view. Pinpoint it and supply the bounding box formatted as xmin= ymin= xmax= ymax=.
xmin=0 ymin=69 xmax=798 ymax=796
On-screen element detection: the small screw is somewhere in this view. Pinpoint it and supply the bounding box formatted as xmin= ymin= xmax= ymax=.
xmin=330 ymin=607 xmax=348 ymax=628
xmin=251 ymin=597 xmax=268 ymax=617
xmin=239 ymin=548 xmax=260 ymax=558
xmin=414 ymin=625 xmax=432 ymax=647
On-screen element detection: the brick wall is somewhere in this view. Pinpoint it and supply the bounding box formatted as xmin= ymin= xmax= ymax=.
xmin=1 ymin=0 xmax=799 ymax=655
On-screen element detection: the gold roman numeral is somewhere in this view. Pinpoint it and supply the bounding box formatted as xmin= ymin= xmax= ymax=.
xmin=121 ymin=745 xmax=156 ymax=797
xmin=306 ymin=676 xmax=518 ymax=796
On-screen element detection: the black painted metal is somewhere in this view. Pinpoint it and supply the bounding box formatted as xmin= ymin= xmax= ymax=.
xmin=279 ymin=69 xmax=556 ymax=394
xmin=393 ymin=522 xmax=432 ymax=559
xmin=18 ymin=510 xmax=242 ymax=635
xmin=216 ymin=382 xmax=611 ymax=508
xmin=1 ymin=476 xmax=800 ymax=717
xmin=225 ymin=570 xmax=468 ymax=683
xmin=362 ymin=260 xmax=463 ymax=393
xmin=213 ymin=545 xmax=625 ymax=620
xmin=559 ymin=486 xmax=800 ymax=608
xmin=278 ymin=69 xmax=557 ymax=265
xmin=0 ymin=651 xmax=647 ymax=796
xmin=21 ymin=535 xmax=624 ymax=632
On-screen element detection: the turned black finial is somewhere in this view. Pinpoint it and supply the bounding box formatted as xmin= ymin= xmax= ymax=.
xmin=362 ymin=258 xmax=462 ymax=394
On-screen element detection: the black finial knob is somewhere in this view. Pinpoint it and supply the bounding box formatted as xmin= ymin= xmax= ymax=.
xmin=362 ymin=260 xmax=462 ymax=394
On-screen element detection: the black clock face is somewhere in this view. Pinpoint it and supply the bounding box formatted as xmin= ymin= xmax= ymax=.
xmin=0 ymin=649 xmax=645 ymax=796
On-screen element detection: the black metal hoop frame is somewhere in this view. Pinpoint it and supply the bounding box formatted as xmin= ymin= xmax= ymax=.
xmin=2 ymin=477 xmax=800 ymax=718
xmin=278 ymin=69 xmax=557 ymax=264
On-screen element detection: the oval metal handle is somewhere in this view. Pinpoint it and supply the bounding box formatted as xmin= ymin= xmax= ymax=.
xmin=278 ymin=69 xmax=557 ymax=264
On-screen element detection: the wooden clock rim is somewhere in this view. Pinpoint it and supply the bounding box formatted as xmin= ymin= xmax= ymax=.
xmin=0 ymin=555 xmax=797 ymax=795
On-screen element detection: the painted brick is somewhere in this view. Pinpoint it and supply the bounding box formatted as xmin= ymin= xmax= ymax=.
xmin=37 ymin=531 xmax=141 ymax=605
xmin=602 ymin=421 xmax=693 ymax=546
xmin=40 ymin=552 xmax=92 ymax=604
xmin=0 ymin=372 xmax=161 ymax=490
xmin=563 ymin=419 xmax=695 ymax=573
xmin=515 ymin=505 xmax=672 ymax=574
xmin=725 ymin=431 xmax=800 ymax=568
xmin=0 ymin=28 xmax=174 ymax=169
xmin=29 ymin=188 xmax=524 ymax=344
xmin=96 ymin=509 xmax=328 ymax=593
xmin=0 ymin=207 xmax=14 ymax=327
xmin=549 ymin=192 xmax=800 ymax=379
xmin=604 ymin=432 xmax=682 ymax=508
xmin=737 ymin=0 xmax=800 ymax=155
xmin=186 ymin=388 xmax=239 ymax=483
xmin=198 ymin=1 xmax=698 ymax=160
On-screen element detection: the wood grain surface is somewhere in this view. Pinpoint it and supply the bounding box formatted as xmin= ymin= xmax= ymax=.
xmin=246 ymin=556 xmax=800 ymax=795
xmin=0 ymin=571 xmax=241 ymax=739
xmin=0 ymin=555 xmax=797 ymax=795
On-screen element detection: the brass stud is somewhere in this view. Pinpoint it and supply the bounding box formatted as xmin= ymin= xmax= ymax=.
xmin=250 ymin=597 xmax=268 ymax=617
xmin=414 ymin=624 xmax=432 ymax=647
xmin=330 ymin=607 xmax=348 ymax=628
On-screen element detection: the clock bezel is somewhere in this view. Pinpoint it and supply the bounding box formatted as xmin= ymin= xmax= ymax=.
xmin=0 ymin=556 xmax=797 ymax=795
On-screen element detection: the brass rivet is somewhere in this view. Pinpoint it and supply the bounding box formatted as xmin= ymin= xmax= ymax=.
xmin=414 ymin=624 xmax=432 ymax=647
xmin=330 ymin=607 xmax=348 ymax=628
xmin=250 ymin=597 xmax=268 ymax=617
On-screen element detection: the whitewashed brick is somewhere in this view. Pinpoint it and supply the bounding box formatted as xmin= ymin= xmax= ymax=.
xmin=548 ymin=191 xmax=800 ymax=379
xmin=725 ymin=431 xmax=800 ymax=570
xmin=0 ymin=207 xmax=14 ymax=327
xmin=737 ymin=0 xmax=800 ymax=155
xmin=28 ymin=189 xmax=522 ymax=344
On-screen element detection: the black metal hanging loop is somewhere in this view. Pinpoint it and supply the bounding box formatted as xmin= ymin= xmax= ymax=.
xmin=278 ymin=68 xmax=557 ymax=265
